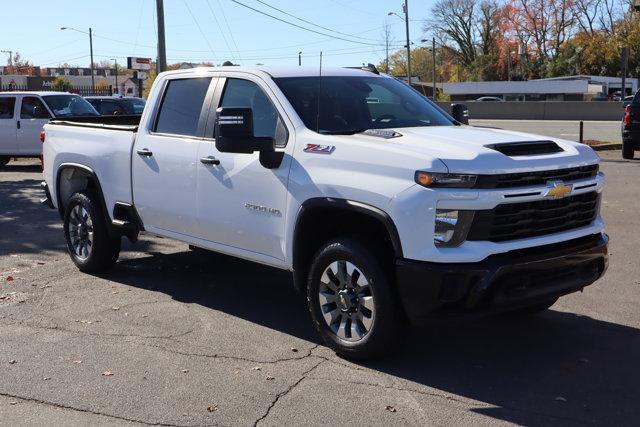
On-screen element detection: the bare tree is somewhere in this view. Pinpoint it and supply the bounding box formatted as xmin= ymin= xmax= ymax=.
xmin=426 ymin=0 xmax=477 ymax=66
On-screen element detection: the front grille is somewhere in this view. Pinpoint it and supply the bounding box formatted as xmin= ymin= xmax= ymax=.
xmin=467 ymin=191 xmax=599 ymax=242
xmin=473 ymin=164 xmax=598 ymax=189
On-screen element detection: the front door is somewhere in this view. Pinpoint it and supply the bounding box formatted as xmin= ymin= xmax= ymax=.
xmin=196 ymin=76 xmax=293 ymax=261
xmin=132 ymin=76 xmax=217 ymax=237
xmin=0 ymin=96 xmax=17 ymax=156
xmin=17 ymin=96 xmax=52 ymax=155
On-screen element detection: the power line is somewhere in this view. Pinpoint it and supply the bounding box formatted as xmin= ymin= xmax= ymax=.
xmin=215 ymin=0 xmax=243 ymax=63
xmin=182 ymin=0 xmax=220 ymax=62
xmin=230 ymin=0 xmax=384 ymax=46
xmin=205 ymin=0 xmax=237 ymax=62
xmin=253 ymin=0 xmax=379 ymax=42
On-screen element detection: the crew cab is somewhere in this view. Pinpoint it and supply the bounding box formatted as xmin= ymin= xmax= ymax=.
xmin=0 ymin=91 xmax=98 ymax=167
xmin=622 ymin=89 xmax=640 ymax=159
xmin=42 ymin=66 xmax=608 ymax=359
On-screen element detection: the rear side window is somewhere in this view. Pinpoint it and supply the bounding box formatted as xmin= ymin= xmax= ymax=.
xmin=21 ymin=97 xmax=51 ymax=119
xmin=154 ymin=78 xmax=212 ymax=136
xmin=100 ymin=100 xmax=126 ymax=115
xmin=0 ymin=97 xmax=16 ymax=119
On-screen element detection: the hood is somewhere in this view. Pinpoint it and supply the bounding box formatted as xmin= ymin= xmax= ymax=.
xmin=351 ymin=125 xmax=599 ymax=174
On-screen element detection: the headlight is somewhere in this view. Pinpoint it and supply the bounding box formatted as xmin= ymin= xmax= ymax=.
xmin=434 ymin=209 xmax=474 ymax=247
xmin=415 ymin=171 xmax=477 ymax=188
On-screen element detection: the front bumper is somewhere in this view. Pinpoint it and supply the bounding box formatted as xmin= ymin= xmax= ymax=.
xmin=396 ymin=233 xmax=608 ymax=322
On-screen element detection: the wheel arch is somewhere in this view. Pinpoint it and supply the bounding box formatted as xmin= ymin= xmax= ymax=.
xmin=291 ymin=197 xmax=403 ymax=292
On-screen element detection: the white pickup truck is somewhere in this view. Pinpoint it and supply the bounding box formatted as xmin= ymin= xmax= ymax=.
xmin=42 ymin=66 xmax=608 ymax=359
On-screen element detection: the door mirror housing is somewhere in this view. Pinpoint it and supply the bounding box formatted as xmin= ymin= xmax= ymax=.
xmin=451 ymin=103 xmax=469 ymax=124
xmin=215 ymin=107 xmax=275 ymax=154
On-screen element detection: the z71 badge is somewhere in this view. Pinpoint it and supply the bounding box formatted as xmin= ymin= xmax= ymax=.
xmin=303 ymin=144 xmax=335 ymax=154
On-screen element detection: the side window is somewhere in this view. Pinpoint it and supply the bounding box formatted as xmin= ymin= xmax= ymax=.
xmin=220 ymin=78 xmax=287 ymax=146
xmin=20 ymin=97 xmax=51 ymax=119
xmin=0 ymin=97 xmax=16 ymax=119
xmin=101 ymin=100 xmax=125 ymax=116
xmin=154 ymin=77 xmax=212 ymax=136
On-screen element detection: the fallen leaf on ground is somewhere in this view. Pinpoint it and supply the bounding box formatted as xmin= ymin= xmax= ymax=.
xmin=9 ymin=401 xmax=17 ymax=405
xmin=73 ymin=360 xmax=82 ymax=364
xmin=252 ymin=366 xmax=262 ymax=371
xmin=181 ymin=369 xmax=189 ymax=373
xmin=9 ymin=360 xmax=17 ymax=364
xmin=555 ymin=396 xmax=567 ymax=402
xmin=5 ymin=276 xmax=13 ymax=282
xmin=111 ymin=307 xmax=120 ymax=311
xmin=266 ymin=376 xmax=275 ymax=380
xmin=291 ymin=347 xmax=298 ymax=352
xmin=43 ymin=377 xmax=51 ymax=381
xmin=102 ymin=371 xmax=114 ymax=376
xmin=207 ymin=405 xmax=218 ymax=412
xmin=386 ymin=405 xmax=397 ymax=412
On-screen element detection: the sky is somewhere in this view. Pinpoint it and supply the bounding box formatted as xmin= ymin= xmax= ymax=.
xmin=1 ymin=0 xmax=433 ymax=70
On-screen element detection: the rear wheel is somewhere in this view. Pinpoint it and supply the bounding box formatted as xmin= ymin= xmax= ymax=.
xmin=63 ymin=191 xmax=121 ymax=273
xmin=307 ymin=238 xmax=402 ymax=360
xmin=622 ymin=140 xmax=635 ymax=159
xmin=0 ymin=156 xmax=9 ymax=168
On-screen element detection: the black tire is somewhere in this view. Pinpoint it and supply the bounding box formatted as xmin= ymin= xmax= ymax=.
xmin=307 ymin=238 xmax=402 ymax=360
xmin=505 ymin=297 xmax=558 ymax=316
xmin=0 ymin=156 xmax=9 ymax=168
xmin=622 ymin=140 xmax=635 ymax=159
xmin=63 ymin=191 xmax=121 ymax=273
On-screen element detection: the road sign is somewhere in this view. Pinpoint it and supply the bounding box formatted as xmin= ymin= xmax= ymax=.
xmin=127 ymin=57 xmax=152 ymax=71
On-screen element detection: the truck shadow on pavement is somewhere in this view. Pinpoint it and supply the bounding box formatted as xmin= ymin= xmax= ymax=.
xmin=108 ymin=249 xmax=640 ymax=426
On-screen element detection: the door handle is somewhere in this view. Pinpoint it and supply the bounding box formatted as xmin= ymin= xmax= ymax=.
xmin=200 ymin=156 xmax=220 ymax=165
xmin=16 ymin=120 xmax=20 ymax=130
xmin=136 ymin=148 xmax=153 ymax=157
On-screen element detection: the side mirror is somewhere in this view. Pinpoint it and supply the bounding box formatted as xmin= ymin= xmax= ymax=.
xmin=215 ymin=107 xmax=275 ymax=154
xmin=451 ymin=103 xmax=469 ymax=125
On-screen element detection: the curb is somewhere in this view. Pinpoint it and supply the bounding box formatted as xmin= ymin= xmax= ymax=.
xmin=590 ymin=143 xmax=621 ymax=151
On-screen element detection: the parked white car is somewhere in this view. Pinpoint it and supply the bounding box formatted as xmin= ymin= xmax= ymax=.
xmin=0 ymin=91 xmax=98 ymax=167
xmin=42 ymin=66 xmax=608 ymax=359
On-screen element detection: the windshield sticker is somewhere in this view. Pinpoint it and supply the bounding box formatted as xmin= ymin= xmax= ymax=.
xmin=304 ymin=144 xmax=335 ymax=154
xmin=362 ymin=129 xmax=402 ymax=139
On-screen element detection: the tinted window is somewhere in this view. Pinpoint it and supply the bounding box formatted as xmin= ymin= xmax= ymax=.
xmin=42 ymin=95 xmax=99 ymax=117
xmin=123 ymin=98 xmax=146 ymax=114
xmin=220 ymin=78 xmax=287 ymax=145
xmin=100 ymin=100 xmax=126 ymax=115
xmin=274 ymin=76 xmax=455 ymax=134
xmin=0 ymin=97 xmax=16 ymax=119
xmin=155 ymin=78 xmax=212 ymax=136
xmin=21 ymin=97 xmax=51 ymax=119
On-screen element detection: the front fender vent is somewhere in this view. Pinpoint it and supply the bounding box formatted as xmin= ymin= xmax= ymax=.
xmin=485 ymin=141 xmax=564 ymax=156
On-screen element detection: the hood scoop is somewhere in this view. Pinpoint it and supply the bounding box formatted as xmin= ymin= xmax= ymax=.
xmin=362 ymin=129 xmax=402 ymax=139
xmin=485 ymin=140 xmax=564 ymax=156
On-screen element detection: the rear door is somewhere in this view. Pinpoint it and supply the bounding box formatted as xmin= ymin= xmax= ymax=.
xmin=132 ymin=75 xmax=217 ymax=237
xmin=17 ymin=96 xmax=52 ymax=155
xmin=0 ymin=96 xmax=17 ymax=155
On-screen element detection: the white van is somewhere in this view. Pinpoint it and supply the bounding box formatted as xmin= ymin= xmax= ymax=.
xmin=0 ymin=92 xmax=98 ymax=167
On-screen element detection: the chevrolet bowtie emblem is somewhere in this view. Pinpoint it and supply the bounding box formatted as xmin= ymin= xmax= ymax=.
xmin=545 ymin=180 xmax=573 ymax=199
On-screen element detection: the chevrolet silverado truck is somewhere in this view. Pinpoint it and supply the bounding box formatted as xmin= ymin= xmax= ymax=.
xmin=42 ymin=66 xmax=608 ymax=359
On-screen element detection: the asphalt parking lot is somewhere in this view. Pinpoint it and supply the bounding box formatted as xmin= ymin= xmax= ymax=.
xmin=470 ymin=120 xmax=621 ymax=143
xmin=1 ymin=153 xmax=639 ymax=426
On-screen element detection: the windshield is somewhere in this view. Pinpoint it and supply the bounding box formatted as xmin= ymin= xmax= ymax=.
xmin=42 ymin=95 xmax=99 ymax=117
xmin=274 ymin=76 xmax=455 ymax=134
xmin=122 ymin=98 xmax=146 ymax=114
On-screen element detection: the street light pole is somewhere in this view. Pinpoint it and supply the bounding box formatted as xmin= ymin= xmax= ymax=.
xmin=298 ymin=51 xmax=302 ymax=66
xmin=404 ymin=1 xmax=411 ymax=86
xmin=432 ymin=37 xmax=436 ymax=100
xmin=111 ymin=58 xmax=118 ymax=94
xmin=89 ymin=27 xmax=95 ymax=93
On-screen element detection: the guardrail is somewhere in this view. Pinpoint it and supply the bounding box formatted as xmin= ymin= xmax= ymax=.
xmin=436 ymin=101 xmax=624 ymax=121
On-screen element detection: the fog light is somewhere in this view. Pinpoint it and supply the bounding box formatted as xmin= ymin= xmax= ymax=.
xmin=434 ymin=209 xmax=474 ymax=247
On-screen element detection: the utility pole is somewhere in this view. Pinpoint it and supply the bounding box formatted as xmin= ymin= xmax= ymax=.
xmin=404 ymin=1 xmax=411 ymax=85
xmin=432 ymin=37 xmax=436 ymax=100
xmin=156 ymin=0 xmax=167 ymax=73
xmin=111 ymin=58 xmax=118 ymax=94
xmin=298 ymin=51 xmax=302 ymax=66
xmin=89 ymin=28 xmax=95 ymax=93
xmin=507 ymin=47 xmax=511 ymax=81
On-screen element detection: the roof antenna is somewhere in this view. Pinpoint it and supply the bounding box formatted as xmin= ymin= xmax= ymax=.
xmin=316 ymin=51 xmax=323 ymax=133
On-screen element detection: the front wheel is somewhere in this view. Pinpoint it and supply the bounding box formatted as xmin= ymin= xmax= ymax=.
xmin=307 ymin=238 xmax=403 ymax=360
xmin=63 ymin=191 xmax=121 ymax=273
xmin=622 ymin=140 xmax=635 ymax=159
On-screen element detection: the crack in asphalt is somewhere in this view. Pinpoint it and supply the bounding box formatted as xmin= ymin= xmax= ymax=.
xmin=303 ymin=375 xmax=594 ymax=425
xmin=140 ymin=341 xmax=323 ymax=365
xmin=253 ymin=360 xmax=324 ymax=426
xmin=0 ymin=391 xmax=183 ymax=426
